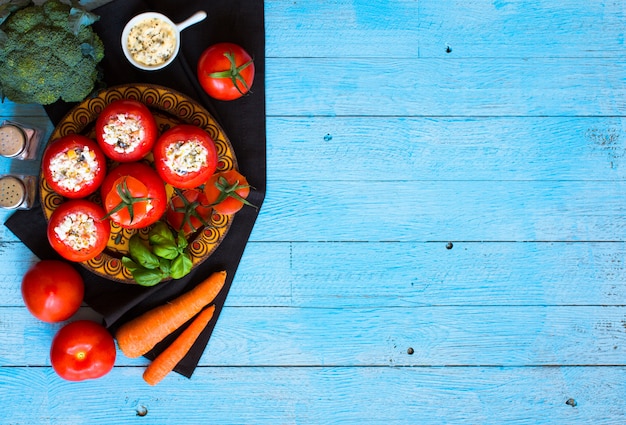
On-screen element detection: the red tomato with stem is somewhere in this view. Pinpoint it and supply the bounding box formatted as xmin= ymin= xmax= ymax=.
xmin=197 ymin=42 xmax=255 ymax=101
xmin=50 ymin=320 xmax=116 ymax=381
xmin=21 ymin=260 xmax=84 ymax=323
xmin=153 ymin=124 xmax=217 ymax=189
xmin=95 ymin=99 xmax=158 ymax=162
xmin=42 ymin=134 xmax=107 ymax=199
xmin=47 ymin=199 xmax=110 ymax=262
xmin=204 ymin=169 xmax=255 ymax=215
xmin=100 ymin=162 xmax=167 ymax=229
xmin=166 ymin=188 xmax=213 ymax=237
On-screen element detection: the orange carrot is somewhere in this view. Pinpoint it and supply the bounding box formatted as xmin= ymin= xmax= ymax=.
xmin=143 ymin=305 xmax=216 ymax=386
xmin=115 ymin=270 xmax=226 ymax=358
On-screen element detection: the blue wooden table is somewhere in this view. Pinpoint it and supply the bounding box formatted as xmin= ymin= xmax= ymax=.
xmin=1 ymin=0 xmax=626 ymax=423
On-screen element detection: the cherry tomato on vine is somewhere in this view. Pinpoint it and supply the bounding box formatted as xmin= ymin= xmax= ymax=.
xmin=50 ymin=320 xmax=116 ymax=381
xmin=153 ymin=124 xmax=218 ymax=189
xmin=197 ymin=42 xmax=255 ymax=101
xmin=166 ymin=188 xmax=213 ymax=237
xmin=47 ymin=199 xmax=110 ymax=263
xmin=21 ymin=260 xmax=84 ymax=323
xmin=95 ymin=99 xmax=158 ymax=162
xmin=204 ymin=169 xmax=255 ymax=215
xmin=42 ymin=134 xmax=107 ymax=199
xmin=100 ymin=162 xmax=167 ymax=229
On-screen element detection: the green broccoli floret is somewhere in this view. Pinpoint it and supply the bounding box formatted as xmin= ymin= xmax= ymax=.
xmin=0 ymin=0 xmax=105 ymax=105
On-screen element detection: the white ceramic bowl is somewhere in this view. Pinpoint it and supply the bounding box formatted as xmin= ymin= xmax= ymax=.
xmin=121 ymin=10 xmax=207 ymax=71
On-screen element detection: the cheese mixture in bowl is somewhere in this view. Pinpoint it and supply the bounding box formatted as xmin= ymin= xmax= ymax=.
xmin=127 ymin=17 xmax=177 ymax=67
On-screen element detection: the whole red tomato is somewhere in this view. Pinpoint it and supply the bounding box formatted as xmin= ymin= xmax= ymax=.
xmin=166 ymin=188 xmax=212 ymax=236
xmin=21 ymin=260 xmax=84 ymax=323
xmin=197 ymin=42 xmax=255 ymax=101
xmin=153 ymin=124 xmax=218 ymax=189
xmin=100 ymin=162 xmax=167 ymax=229
xmin=204 ymin=169 xmax=255 ymax=215
xmin=42 ymin=134 xmax=107 ymax=199
xmin=47 ymin=199 xmax=110 ymax=262
xmin=95 ymin=99 xmax=158 ymax=162
xmin=50 ymin=320 xmax=116 ymax=381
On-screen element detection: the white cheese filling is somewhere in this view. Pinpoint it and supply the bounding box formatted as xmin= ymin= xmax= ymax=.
xmin=102 ymin=114 xmax=145 ymax=154
xmin=48 ymin=147 xmax=99 ymax=192
xmin=127 ymin=18 xmax=176 ymax=66
xmin=164 ymin=140 xmax=208 ymax=176
xmin=54 ymin=212 xmax=98 ymax=251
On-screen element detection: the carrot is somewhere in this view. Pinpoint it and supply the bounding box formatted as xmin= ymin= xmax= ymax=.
xmin=143 ymin=305 xmax=216 ymax=386
xmin=115 ymin=270 xmax=227 ymax=358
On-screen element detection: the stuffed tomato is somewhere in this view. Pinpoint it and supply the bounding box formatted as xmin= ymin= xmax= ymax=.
xmin=153 ymin=124 xmax=218 ymax=189
xmin=47 ymin=199 xmax=110 ymax=262
xmin=95 ymin=99 xmax=158 ymax=162
xmin=42 ymin=134 xmax=107 ymax=199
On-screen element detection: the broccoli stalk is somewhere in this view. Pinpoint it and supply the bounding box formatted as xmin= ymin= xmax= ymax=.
xmin=0 ymin=0 xmax=105 ymax=105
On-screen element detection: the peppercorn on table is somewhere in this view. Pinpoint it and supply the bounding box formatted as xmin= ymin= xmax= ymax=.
xmin=1 ymin=0 xmax=626 ymax=423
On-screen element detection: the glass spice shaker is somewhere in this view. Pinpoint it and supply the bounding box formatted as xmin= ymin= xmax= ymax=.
xmin=0 ymin=174 xmax=38 ymax=210
xmin=0 ymin=120 xmax=43 ymax=160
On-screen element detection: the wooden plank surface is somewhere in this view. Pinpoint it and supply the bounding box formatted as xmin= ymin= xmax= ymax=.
xmin=1 ymin=0 xmax=626 ymax=423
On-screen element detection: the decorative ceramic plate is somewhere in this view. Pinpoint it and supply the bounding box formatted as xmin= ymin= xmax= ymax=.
xmin=40 ymin=84 xmax=237 ymax=283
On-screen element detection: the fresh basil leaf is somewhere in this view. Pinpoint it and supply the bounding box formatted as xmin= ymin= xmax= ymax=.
xmin=129 ymin=234 xmax=160 ymax=269
xmin=152 ymin=243 xmax=179 ymax=260
xmin=176 ymin=231 xmax=188 ymax=251
xmin=132 ymin=268 xmax=166 ymax=286
xmin=149 ymin=222 xmax=175 ymax=245
xmin=122 ymin=256 xmax=140 ymax=272
xmin=170 ymin=253 xmax=193 ymax=279
xmin=159 ymin=258 xmax=171 ymax=275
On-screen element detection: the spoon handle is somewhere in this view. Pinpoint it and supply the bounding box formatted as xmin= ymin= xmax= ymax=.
xmin=176 ymin=10 xmax=207 ymax=32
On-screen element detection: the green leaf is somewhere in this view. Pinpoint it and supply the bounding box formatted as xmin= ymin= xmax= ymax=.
xmin=121 ymin=256 xmax=140 ymax=272
xmin=132 ymin=268 xmax=166 ymax=287
xmin=159 ymin=258 xmax=171 ymax=275
xmin=176 ymin=231 xmax=188 ymax=251
xmin=152 ymin=243 xmax=179 ymax=260
xmin=129 ymin=234 xmax=160 ymax=269
xmin=170 ymin=253 xmax=193 ymax=279
xmin=149 ymin=222 xmax=176 ymax=245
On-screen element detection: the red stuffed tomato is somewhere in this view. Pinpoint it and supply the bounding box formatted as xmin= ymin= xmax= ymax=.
xmin=153 ymin=124 xmax=217 ymax=189
xmin=47 ymin=199 xmax=110 ymax=262
xmin=42 ymin=134 xmax=107 ymax=199
xmin=50 ymin=320 xmax=116 ymax=382
xmin=204 ymin=169 xmax=254 ymax=215
xmin=100 ymin=162 xmax=167 ymax=229
xmin=21 ymin=260 xmax=84 ymax=323
xmin=95 ymin=99 xmax=158 ymax=162
xmin=166 ymin=188 xmax=212 ymax=237
xmin=197 ymin=42 xmax=255 ymax=101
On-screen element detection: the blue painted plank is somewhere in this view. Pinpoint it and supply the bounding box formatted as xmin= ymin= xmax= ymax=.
xmin=0 ymin=366 xmax=624 ymax=424
xmin=265 ymin=58 xmax=626 ymax=116
xmin=2 ymin=241 xmax=626 ymax=309
xmin=267 ymin=117 xmax=626 ymax=181
xmin=265 ymin=0 xmax=626 ymax=58
xmin=251 ymin=180 xmax=626 ymax=242
xmin=3 ymin=304 xmax=626 ymax=367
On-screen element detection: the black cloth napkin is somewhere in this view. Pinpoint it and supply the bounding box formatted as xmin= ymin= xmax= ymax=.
xmin=5 ymin=0 xmax=265 ymax=378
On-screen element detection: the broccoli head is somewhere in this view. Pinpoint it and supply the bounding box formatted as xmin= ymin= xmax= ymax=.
xmin=0 ymin=0 xmax=105 ymax=105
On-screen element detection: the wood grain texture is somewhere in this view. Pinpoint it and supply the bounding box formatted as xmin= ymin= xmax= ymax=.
xmin=0 ymin=366 xmax=624 ymax=424
xmin=4 ymin=304 xmax=626 ymax=367
xmin=1 ymin=0 xmax=625 ymax=423
xmin=265 ymin=58 xmax=626 ymax=116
